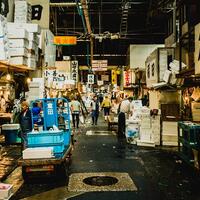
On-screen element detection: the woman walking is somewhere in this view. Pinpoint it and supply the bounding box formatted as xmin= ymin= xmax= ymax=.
xmin=101 ymin=95 xmax=112 ymax=121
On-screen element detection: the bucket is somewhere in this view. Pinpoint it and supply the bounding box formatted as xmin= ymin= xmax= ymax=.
xmin=1 ymin=124 xmax=21 ymax=144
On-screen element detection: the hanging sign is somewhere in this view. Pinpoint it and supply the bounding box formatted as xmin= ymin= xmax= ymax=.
xmin=195 ymin=23 xmax=200 ymax=74
xmin=53 ymin=36 xmax=77 ymax=45
xmin=92 ymin=60 xmax=107 ymax=71
xmin=111 ymin=70 xmax=117 ymax=85
xmin=71 ymin=60 xmax=79 ymax=83
xmin=88 ymin=74 xmax=94 ymax=84
xmin=124 ymin=70 xmax=131 ymax=87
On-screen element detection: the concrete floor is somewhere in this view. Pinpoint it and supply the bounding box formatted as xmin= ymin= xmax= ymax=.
xmin=8 ymin=114 xmax=200 ymax=200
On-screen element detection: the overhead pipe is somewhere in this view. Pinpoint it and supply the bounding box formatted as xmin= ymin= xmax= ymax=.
xmin=79 ymin=0 xmax=93 ymax=67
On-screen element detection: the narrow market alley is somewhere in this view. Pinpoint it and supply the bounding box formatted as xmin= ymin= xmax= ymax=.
xmin=6 ymin=114 xmax=200 ymax=200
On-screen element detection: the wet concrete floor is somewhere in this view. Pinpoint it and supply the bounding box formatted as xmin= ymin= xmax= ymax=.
xmin=5 ymin=116 xmax=200 ymax=200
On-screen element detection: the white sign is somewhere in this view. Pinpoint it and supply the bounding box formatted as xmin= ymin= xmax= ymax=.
xmin=71 ymin=60 xmax=79 ymax=82
xmin=97 ymin=80 xmax=104 ymax=86
xmin=92 ymin=60 xmax=108 ymax=71
xmin=88 ymin=74 xmax=94 ymax=84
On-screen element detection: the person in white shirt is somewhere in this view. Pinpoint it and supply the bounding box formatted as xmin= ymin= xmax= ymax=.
xmin=70 ymin=96 xmax=81 ymax=129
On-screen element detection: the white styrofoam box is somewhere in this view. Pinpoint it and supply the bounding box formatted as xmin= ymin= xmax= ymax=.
xmin=14 ymin=16 xmax=32 ymax=23
xmin=28 ymin=32 xmax=38 ymax=43
xmin=27 ymin=57 xmax=36 ymax=69
xmin=7 ymin=22 xmax=41 ymax=34
xmin=23 ymin=147 xmax=53 ymax=159
xmin=39 ymin=29 xmax=56 ymax=67
xmin=28 ymin=41 xmax=37 ymax=50
xmin=9 ymin=39 xmax=29 ymax=48
xmin=137 ymin=140 xmax=155 ymax=147
xmin=162 ymin=141 xmax=178 ymax=146
xmin=9 ymin=47 xmax=28 ymax=57
xmin=7 ymin=28 xmax=28 ymax=39
xmin=162 ymin=134 xmax=178 ymax=142
xmin=0 ymin=183 xmax=13 ymax=200
xmin=9 ymin=56 xmax=27 ymax=65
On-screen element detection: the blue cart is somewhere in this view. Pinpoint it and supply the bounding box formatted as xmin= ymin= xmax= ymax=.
xmin=18 ymin=98 xmax=72 ymax=181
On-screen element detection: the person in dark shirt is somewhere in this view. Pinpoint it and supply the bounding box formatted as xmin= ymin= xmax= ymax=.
xmin=19 ymin=101 xmax=32 ymax=149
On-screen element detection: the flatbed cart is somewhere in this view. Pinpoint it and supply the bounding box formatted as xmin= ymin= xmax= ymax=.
xmin=18 ymin=98 xmax=72 ymax=181
xmin=18 ymin=144 xmax=72 ymax=181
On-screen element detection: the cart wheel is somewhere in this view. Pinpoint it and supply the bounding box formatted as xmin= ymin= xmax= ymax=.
xmin=55 ymin=161 xmax=69 ymax=181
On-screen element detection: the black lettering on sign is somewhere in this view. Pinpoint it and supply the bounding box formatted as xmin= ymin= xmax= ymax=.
xmin=0 ymin=0 xmax=9 ymax=17
xmin=32 ymin=5 xmax=43 ymax=20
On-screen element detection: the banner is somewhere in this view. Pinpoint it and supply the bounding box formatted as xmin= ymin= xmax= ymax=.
xmin=71 ymin=60 xmax=79 ymax=83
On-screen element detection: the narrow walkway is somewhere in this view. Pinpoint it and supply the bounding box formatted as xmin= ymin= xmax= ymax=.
xmin=69 ymin=113 xmax=200 ymax=200
xmin=8 ymin=113 xmax=200 ymax=200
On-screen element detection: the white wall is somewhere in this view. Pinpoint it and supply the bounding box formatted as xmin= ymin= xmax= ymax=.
xmin=129 ymin=44 xmax=164 ymax=69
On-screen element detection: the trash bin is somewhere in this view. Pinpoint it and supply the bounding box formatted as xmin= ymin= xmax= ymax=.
xmin=1 ymin=124 xmax=21 ymax=144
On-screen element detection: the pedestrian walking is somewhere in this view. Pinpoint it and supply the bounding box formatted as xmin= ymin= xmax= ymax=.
xmin=101 ymin=95 xmax=112 ymax=121
xmin=90 ymin=95 xmax=100 ymax=125
xmin=70 ymin=96 xmax=81 ymax=129
xmin=117 ymin=96 xmax=132 ymax=149
xmin=18 ymin=101 xmax=32 ymax=149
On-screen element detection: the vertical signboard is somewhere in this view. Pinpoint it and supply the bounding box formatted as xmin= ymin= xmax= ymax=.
xmin=71 ymin=60 xmax=79 ymax=83
xmin=124 ymin=70 xmax=131 ymax=87
xmin=111 ymin=70 xmax=117 ymax=85
xmin=88 ymin=74 xmax=94 ymax=84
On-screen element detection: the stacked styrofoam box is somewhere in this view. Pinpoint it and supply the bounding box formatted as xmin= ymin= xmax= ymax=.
xmin=23 ymin=147 xmax=54 ymax=159
xmin=27 ymin=78 xmax=44 ymax=101
xmin=0 ymin=15 xmax=9 ymax=60
xmin=162 ymin=121 xmax=178 ymax=146
xmin=14 ymin=0 xmax=32 ymax=23
xmin=8 ymin=28 xmax=29 ymax=65
xmin=140 ymin=113 xmax=152 ymax=141
xmin=7 ymin=22 xmax=41 ymax=68
xmin=39 ymin=29 xmax=56 ymax=67
xmin=151 ymin=115 xmax=161 ymax=145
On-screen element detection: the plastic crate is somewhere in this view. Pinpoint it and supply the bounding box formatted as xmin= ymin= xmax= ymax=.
xmin=27 ymin=130 xmax=64 ymax=145
xmin=63 ymin=131 xmax=70 ymax=146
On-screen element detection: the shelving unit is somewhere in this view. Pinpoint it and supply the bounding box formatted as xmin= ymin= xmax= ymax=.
xmin=178 ymin=121 xmax=200 ymax=169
